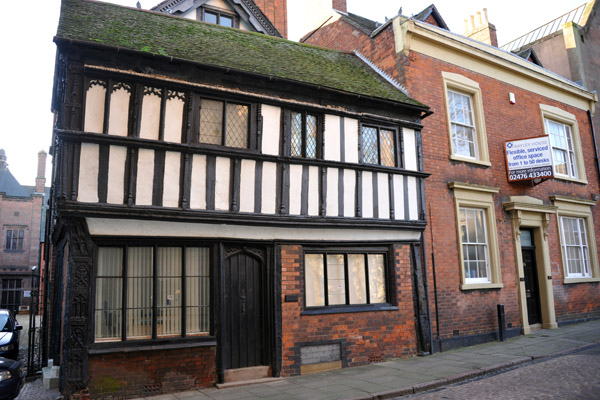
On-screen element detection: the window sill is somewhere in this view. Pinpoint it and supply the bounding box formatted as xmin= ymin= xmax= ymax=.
xmin=563 ymin=277 xmax=600 ymax=285
xmin=302 ymin=304 xmax=398 ymax=316
xmin=449 ymin=154 xmax=491 ymax=167
xmin=552 ymin=174 xmax=588 ymax=185
xmin=89 ymin=337 xmax=216 ymax=355
xmin=460 ymin=282 xmax=503 ymax=291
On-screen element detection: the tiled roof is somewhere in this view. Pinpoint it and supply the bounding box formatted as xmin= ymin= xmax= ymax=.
xmin=55 ymin=0 xmax=425 ymax=108
xmin=339 ymin=12 xmax=381 ymax=34
xmin=0 ymin=168 xmax=30 ymax=198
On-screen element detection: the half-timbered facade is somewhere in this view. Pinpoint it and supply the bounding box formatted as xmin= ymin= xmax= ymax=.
xmin=47 ymin=1 xmax=431 ymax=398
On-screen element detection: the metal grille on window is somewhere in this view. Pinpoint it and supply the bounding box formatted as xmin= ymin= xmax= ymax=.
xmin=95 ymin=248 xmax=123 ymax=342
xmin=157 ymin=248 xmax=182 ymax=337
xmin=199 ymin=99 xmax=223 ymax=145
xmin=225 ymin=104 xmax=248 ymax=148
xmin=186 ymin=247 xmax=210 ymax=334
xmin=306 ymin=114 xmax=317 ymax=158
xmin=127 ymin=247 xmax=153 ymax=339
xmin=361 ymin=126 xmax=379 ymax=165
xmin=380 ymin=129 xmax=395 ymax=167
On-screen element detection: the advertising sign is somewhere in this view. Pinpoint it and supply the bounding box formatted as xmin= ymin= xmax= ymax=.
xmin=505 ymin=136 xmax=553 ymax=182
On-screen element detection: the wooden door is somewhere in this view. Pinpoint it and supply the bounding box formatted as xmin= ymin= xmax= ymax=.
xmin=522 ymin=248 xmax=542 ymax=325
xmin=222 ymin=246 xmax=266 ymax=370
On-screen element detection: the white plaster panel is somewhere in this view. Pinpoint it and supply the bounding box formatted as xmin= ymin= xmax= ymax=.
xmin=261 ymin=162 xmax=277 ymax=214
xmin=106 ymin=145 xmax=127 ymax=204
xmin=77 ymin=143 xmax=99 ymax=203
xmin=343 ymin=169 xmax=356 ymax=217
xmin=344 ymin=118 xmax=359 ymax=163
xmin=393 ymin=174 xmax=405 ymax=220
xmin=408 ymin=176 xmax=418 ymax=220
xmin=139 ymin=90 xmax=161 ymax=140
xmin=135 ymin=149 xmax=154 ymax=206
xmin=261 ymin=105 xmax=281 ymax=156
xmin=84 ymin=83 xmax=106 ymax=133
xmin=403 ymin=128 xmax=417 ymax=171
xmin=326 ymin=167 xmax=338 ymax=217
xmin=163 ymin=152 xmax=181 ymax=208
xmin=215 ymin=157 xmax=231 ymax=211
xmin=324 ymin=115 xmax=341 ymax=161
xmin=308 ymin=166 xmax=319 ymax=216
xmin=289 ymin=164 xmax=303 ymax=215
xmin=378 ymin=172 xmax=390 ymax=219
xmin=108 ymin=87 xmax=130 ymax=137
xmin=164 ymin=95 xmax=184 ymax=143
xmin=239 ymin=159 xmax=256 ymax=213
xmin=87 ymin=217 xmax=423 ymax=242
xmin=190 ymin=154 xmax=207 ymax=210
xmin=361 ymin=171 xmax=373 ymax=218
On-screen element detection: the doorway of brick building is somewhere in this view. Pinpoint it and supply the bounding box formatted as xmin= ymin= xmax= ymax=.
xmin=520 ymin=230 xmax=542 ymax=327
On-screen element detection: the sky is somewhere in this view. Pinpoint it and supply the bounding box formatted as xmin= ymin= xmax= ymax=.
xmin=0 ymin=0 xmax=588 ymax=185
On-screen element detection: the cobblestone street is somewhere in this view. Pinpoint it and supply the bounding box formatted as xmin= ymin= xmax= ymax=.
xmin=406 ymin=345 xmax=600 ymax=400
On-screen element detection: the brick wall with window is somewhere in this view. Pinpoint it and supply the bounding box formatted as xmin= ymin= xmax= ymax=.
xmin=280 ymin=244 xmax=417 ymax=376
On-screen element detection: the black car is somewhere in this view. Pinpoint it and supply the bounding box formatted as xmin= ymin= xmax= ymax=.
xmin=0 ymin=310 xmax=21 ymax=360
xmin=0 ymin=357 xmax=24 ymax=400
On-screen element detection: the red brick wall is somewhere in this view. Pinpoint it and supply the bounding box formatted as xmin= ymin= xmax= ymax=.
xmin=254 ymin=0 xmax=288 ymax=38
xmin=88 ymin=346 xmax=216 ymax=398
xmin=280 ymin=244 xmax=417 ymax=376
xmin=404 ymin=51 xmax=600 ymax=335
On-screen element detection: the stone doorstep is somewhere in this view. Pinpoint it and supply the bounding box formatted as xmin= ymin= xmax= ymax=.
xmin=215 ymin=377 xmax=285 ymax=389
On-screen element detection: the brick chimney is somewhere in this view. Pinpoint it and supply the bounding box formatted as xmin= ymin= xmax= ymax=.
xmin=0 ymin=149 xmax=6 ymax=170
xmin=332 ymin=0 xmax=347 ymax=12
xmin=254 ymin=0 xmax=289 ymax=38
xmin=35 ymin=150 xmax=47 ymax=193
xmin=464 ymin=8 xmax=498 ymax=47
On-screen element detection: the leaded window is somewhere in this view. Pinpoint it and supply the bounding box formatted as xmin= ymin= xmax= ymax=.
xmin=95 ymin=246 xmax=211 ymax=342
xmin=290 ymin=111 xmax=318 ymax=158
xmin=198 ymin=7 xmax=236 ymax=28
xmin=459 ymin=207 xmax=490 ymax=283
xmin=448 ymin=90 xmax=477 ymax=159
xmin=198 ymin=99 xmax=249 ymax=148
xmin=360 ymin=124 xmax=396 ymax=167
xmin=305 ymin=251 xmax=387 ymax=308
xmin=559 ymin=216 xmax=591 ymax=278
xmin=546 ymin=119 xmax=577 ymax=179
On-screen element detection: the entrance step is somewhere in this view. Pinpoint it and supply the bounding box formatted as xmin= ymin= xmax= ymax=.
xmin=216 ymin=377 xmax=285 ymax=389
xmin=43 ymin=359 xmax=60 ymax=390
xmin=223 ymin=366 xmax=271 ymax=383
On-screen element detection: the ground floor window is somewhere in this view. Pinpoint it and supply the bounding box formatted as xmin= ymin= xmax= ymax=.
xmin=304 ymin=250 xmax=388 ymax=308
xmin=559 ymin=216 xmax=591 ymax=278
xmin=95 ymin=246 xmax=210 ymax=342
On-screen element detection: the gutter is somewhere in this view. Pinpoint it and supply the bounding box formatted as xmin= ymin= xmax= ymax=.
xmin=53 ymin=37 xmax=430 ymax=115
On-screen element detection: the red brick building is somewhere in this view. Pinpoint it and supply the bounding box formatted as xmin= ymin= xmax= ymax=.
xmin=0 ymin=149 xmax=47 ymax=314
xmin=304 ymin=3 xmax=600 ymax=351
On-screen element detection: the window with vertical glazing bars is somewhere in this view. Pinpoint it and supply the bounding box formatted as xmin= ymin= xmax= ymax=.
xmin=289 ymin=111 xmax=319 ymax=158
xmin=459 ymin=207 xmax=491 ymax=283
xmin=360 ymin=124 xmax=396 ymax=167
xmin=95 ymin=246 xmax=211 ymax=342
xmin=5 ymin=230 xmax=24 ymax=251
xmin=559 ymin=216 xmax=591 ymax=278
xmin=545 ymin=119 xmax=577 ymax=179
xmin=448 ymin=90 xmax=477 ymax=159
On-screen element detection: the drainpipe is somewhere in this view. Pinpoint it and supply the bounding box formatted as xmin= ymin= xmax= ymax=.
xmin=587 ymin=110 xmax=600 ymax=188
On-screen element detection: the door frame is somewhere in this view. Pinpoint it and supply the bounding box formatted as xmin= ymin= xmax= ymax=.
xmin=216 ymin=242 xmax=278 ymax=383
xmin=504 ymin=197 xmax=558 ymax=334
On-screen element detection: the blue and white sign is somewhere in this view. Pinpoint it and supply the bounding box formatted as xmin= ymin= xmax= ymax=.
xmin=505 ymin=136 xmax=553 ymax=182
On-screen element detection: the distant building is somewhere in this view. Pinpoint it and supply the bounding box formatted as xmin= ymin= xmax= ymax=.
xmin=0 ymin=149 xmax=47 ymax=314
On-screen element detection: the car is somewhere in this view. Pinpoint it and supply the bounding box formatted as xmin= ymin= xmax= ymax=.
xmin=0 ymin=357 xmax=24 ymax=400
xmin=0 ymin=310 xmax=21 ymax=360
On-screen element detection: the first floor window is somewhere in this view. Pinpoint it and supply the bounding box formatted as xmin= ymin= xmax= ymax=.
xmin=290 ymin=111 xmax=318 ymax=158
xmin=545 ymin=119 xmax=577 ymax=178
xmin=560 ymin=216 xmax=591 ymax=278
xmin=199 ymin=98 xmax=249 ymax=148
xmin=360 ymin=124 xmax=396 ymax=167
xmin=305 ymin=251 xmax=387 ymax=307
xmin=95 ymin=246 xmax=210 ymax=342
xmin=459 ymin=207 xmax=490 ymax=283
xmin=5 ymin=229 xmax=24 ymax=250
xmin=447 ymin=90 xmax=477 ymax=159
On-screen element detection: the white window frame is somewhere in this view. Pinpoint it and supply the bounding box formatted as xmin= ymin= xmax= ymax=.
xmin=459 ymin=207 xmax=491 ymax=284
xmin=450 ymin=182 xmax=502 ymax=290
xmin=442 ymin=72 xmax=490 ymax=166
xmin=559 ymin=216 xmax=591 ymax=278
xmin=540 ymin=105 xmax=587 ymax=184
xmin=551 ymin=196 xmax=600 ymax=284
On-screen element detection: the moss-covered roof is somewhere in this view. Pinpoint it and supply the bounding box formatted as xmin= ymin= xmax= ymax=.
xmin=55 ymin=0 xmax=425 ymax=108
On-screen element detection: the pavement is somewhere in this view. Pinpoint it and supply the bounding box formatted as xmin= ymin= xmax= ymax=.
xmin=17 ymin=319 xmax=600 ymax=400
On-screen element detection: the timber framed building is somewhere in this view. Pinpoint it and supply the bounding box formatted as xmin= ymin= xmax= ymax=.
xmin=47 ymin=1 xmax=432 ymax=398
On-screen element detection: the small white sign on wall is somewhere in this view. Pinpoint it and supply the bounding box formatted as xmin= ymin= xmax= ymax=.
xmin=505 ymin=136 xmax=554 ymax=182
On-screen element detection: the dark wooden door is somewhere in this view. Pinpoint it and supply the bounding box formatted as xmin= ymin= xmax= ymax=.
xmin=222 ymin=247 xmax=266 ymax=370
xmin=522 ymin=248 xmax=542 ymax=325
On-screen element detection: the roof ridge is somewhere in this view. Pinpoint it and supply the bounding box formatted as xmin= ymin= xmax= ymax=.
xmin=353 ymin=50 xmax=409 ymax=96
